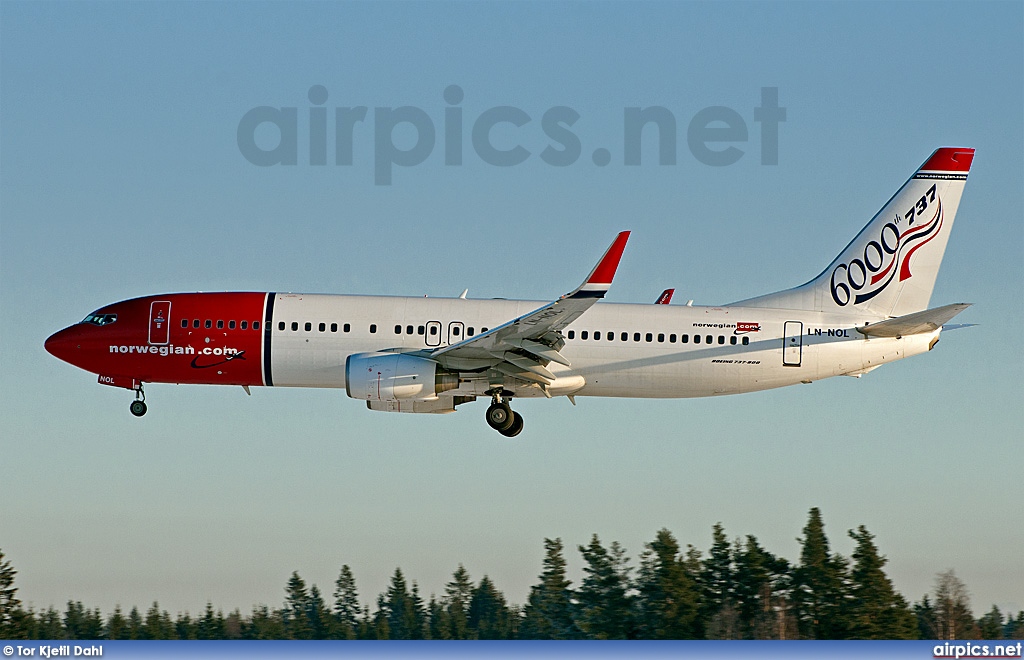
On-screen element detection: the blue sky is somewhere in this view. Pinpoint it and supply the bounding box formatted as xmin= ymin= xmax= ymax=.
xmin=1 ymin=1 xmax=1021 ymax=619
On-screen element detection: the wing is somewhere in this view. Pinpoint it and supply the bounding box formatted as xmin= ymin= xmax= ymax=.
xmin=856 ymin=302 xmax=971 ymax=338
xmin=430 ymin=231 xmax=630 ymax=387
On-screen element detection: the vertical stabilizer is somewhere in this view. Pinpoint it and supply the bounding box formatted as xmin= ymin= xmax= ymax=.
xmin=732 ymin=148 xmax=974 ymax=317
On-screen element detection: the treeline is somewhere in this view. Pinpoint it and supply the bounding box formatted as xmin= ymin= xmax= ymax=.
xmin=2 ymin=508 xmax=1021 ymax=640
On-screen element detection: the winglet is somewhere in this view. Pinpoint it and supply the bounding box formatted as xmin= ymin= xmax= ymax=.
xmin=655 ymin=288 xmax=675 ymax=304
xmin=569 ymin=231 xmax=630 ymax=299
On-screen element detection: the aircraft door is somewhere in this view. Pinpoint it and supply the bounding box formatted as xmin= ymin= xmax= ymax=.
xmin=148 ymin=301 xmax=171 ymax=345
xmin=783 ymin=321 xmax=802 ymax=366
xmin=448 ymin=321 xmax=464 ymax=346
xmin=425 ymin=321 xmax=442 ymax=347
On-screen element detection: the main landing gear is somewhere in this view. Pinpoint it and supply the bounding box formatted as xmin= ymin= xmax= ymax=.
xmin=129 ymin=384 xmax=147 ymax=417
xmin=485 ymin=390 xmax=523 ymax=437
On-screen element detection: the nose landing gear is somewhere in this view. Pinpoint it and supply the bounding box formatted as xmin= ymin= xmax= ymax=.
xmin=485 ymin=390 xmax=523 ymax=437
xmin=129 ymin=385 xmax=147 ymax=417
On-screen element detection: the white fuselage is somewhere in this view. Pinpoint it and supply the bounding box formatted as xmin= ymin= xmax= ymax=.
xmin=267 ymin=294 xmax=935 ymax=398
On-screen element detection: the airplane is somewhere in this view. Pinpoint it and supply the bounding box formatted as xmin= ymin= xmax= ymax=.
xmin=45 ymin=147 xmax=974 ymax=437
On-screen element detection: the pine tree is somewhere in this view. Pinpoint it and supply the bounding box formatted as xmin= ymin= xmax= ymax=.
xmin=0 ymin=549 xmax=21 ymax=638
xmin=792 ymin=508 xmax=848 ymax=639
xmin=377 ymin=568 xmax=421 ymax=639
xmin=575 ymin=535 xmax=634 ymax=639
xmin=914 ymin=595 xmax=938 ymax=639
xmin=846 ymin=526 xmax=916 ymax=639
xmin=142 ymin=602 xmax=174 ymax=639
xmin=979 ymin=605 xmax=1004 ymax=639
xmin=1006 ymin=611 xmax=1024 ymax=639
xmin=283 ymin=571 xmax=312 ymax=639
xmin=427 ymin=595 xmax=447 ymax=640
xmin=175 ymin=612 xmax=197 ymax=639
xmin=519 ymin=538 xmax=579 ymax=639
xmin=197 ymin=602 xmax=225 ymax=640
xmin=701 ymin=523 xmax=738 ymax=639
xmin=468 ymin=575 xmax=514 ymax=640
xmin=37 ymin=607 xmax=65 ymax=639
xmin=732 ymin=535 xmax=794 ymax=639
xmin=442 ymin=565 xmax=474 ymax=639
xmin=307 ymin=585 xmax=332 ymax=639
xmin=332 ymin=565 xmax=360 ymax=639
xmin=635 ymin=528 xmax=700 ymax=639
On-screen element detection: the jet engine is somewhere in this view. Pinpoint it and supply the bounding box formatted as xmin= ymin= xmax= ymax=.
xmin=345 ymin=352 xmax=459 ymax=401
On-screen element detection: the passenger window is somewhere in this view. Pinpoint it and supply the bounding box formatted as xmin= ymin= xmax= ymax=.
xmin=417 ymin=325 xmax=425 ymax=335
xmin=581 ymin=331 xmax=589 ymax=340
xmin=645 ymin=333 xmax=653 ymax=342
xmin=181 ymin=319 xmax=188 ymax=328
xmin=279 ymin=322 xmax=285 ymax=331
xmin=452 ymin=326 xmax=461 ymax=337
xmin=305 ymin=322 xmax=312 ymax=332
xmin=681 ymin=334 xmax=689 ymax=343
xmin=291 ymin=322 xmax=298 ymax=331
xmin=718 ymin=336 xmax=725 ymax=345
xmin=467 ymin=327 xmax=475 ymax=336
xmin=694 ymin=335 xmax=701 ymax=344
xmin=407 ymin=325 xmax=414 ymax=335
xmin=568 ymin=330 xmax=575 ymax=339
xmin=742 ymin=336 xmax=750 ymax=345
xmin=241 ymin=321 xmax=248 ymax=330
xmin=621 ymin=332 xmax=628 ymax=341
xmin=429 ymin=325 xmax=437 ymax=336
xmin=331 ymin=323 xmax=338 ymax=332
xmin=395 ymin=324 xmax=402 ymax=335
xmin=607 ymin=332 xmax=613 ymax=341
xmin=634 ymin=332 xmax=641 ymax=342
xmin=193 ymin=319 xmax=200 ymax=328
xmin=217 ymin=320 xmax=224 ymax=329
xmin=370 ymin=324 xmax=377 ymax=334
xmin=730 ymin=336 xmax=737 ymax=345
xmin=658 ymin=333 xmax=665 ymax=343
xmin=670 ymin=334 xmax=676 ymax=343
xmin=344 ymin=323 xmax=351 ymax=333
xmin=706 ymin=335 xmax=713 ymax=344
xmin=205 ymin=320 xmax=212 ymax=329
xmin=229 ymin=320 xmax=236 ymax=330
xmin=595 ymin=331 xmax=602 ymax=340
xmin=319 ymin=322 xmax=326 ymax=332
xmin=253 ymin=321 xmax=260 ymax=330
xmin=481 ymin=327 xmax=489 ymax=332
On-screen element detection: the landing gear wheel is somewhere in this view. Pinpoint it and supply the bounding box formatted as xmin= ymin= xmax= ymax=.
xmin=486 ymin=402 xmax=514 ymax=432
xmin=129 ymin=400 xmax=148 ymax=417
xmin=499 ymin=411 xmax=524 ymax=438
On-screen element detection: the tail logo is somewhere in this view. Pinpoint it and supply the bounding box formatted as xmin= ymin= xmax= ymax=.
xmin=830 ymin=184 xmax=943 ymax=307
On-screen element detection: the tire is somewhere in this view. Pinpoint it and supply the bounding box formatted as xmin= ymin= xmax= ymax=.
xmin=486 ymin=402 xmax=514 ymax=431
xmin=500 ymin=411 xmax=524 ymax=438
xmin=130 ymin=401 xmax=148 ymax=417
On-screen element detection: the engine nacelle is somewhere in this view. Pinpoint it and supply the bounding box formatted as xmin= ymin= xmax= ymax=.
xmin=345 ymin=352 xmax=459 ymax=402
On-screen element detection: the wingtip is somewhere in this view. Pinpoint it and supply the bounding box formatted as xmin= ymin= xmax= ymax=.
xmin=586 ymin=231 xmax=631 ymax=286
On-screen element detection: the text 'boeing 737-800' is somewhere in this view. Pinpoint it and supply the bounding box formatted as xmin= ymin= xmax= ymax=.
xmin=45 ymin=148 xmax=975 ymax=436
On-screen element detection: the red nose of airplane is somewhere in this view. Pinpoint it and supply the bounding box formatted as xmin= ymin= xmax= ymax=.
xmin=45 ymin=326 xmax=83 ymax=365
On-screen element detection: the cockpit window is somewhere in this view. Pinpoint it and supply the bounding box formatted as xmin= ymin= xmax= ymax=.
xmin=82 ymin=313 xmax=117 ymax=326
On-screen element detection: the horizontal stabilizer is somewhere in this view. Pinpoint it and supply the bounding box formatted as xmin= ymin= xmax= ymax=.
xmin=857 ymin=303 xmax=971 ymax=338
